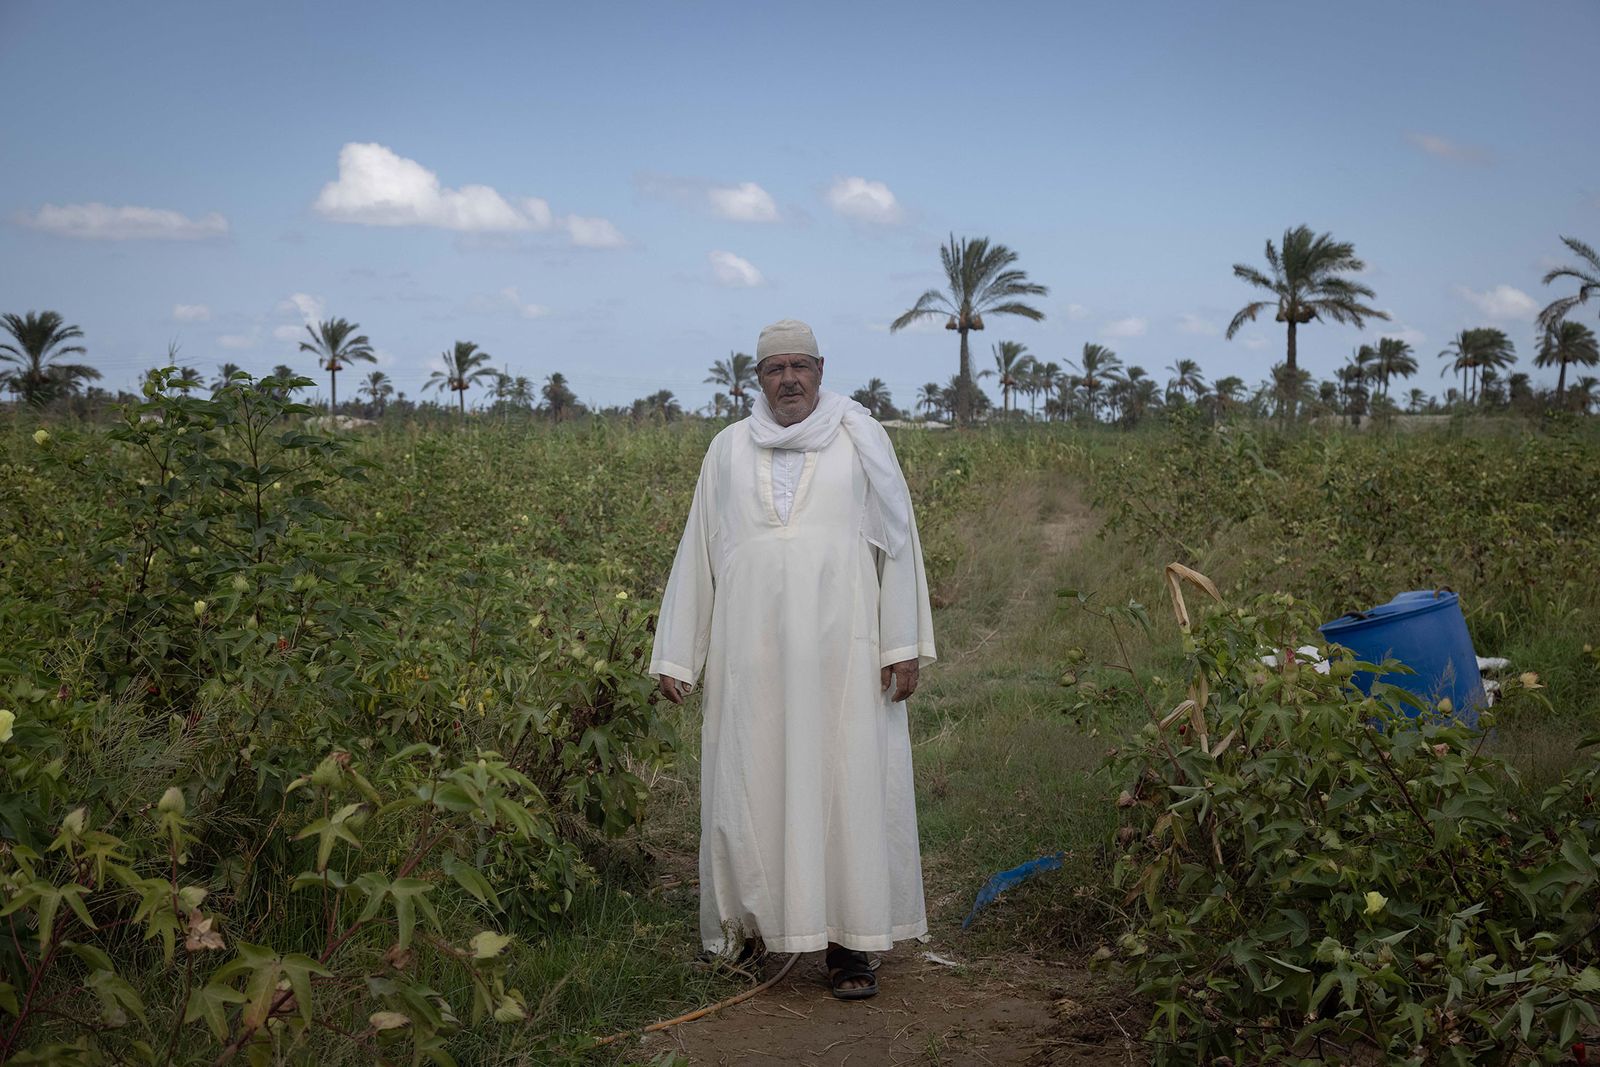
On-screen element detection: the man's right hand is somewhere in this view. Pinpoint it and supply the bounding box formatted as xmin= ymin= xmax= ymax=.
xmin=658 ymin=676 xmax=688 ymax=705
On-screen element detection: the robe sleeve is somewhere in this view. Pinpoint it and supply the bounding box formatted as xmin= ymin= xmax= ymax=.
xmin=876 ymin=505 xmax=937 ymax=670
xmin=649 ymin=449 xmax=718 ymax=686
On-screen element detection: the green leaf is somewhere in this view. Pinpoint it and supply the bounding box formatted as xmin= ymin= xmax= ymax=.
xmin=87 ymin=968 xmax=147 ymax=1026
xmin=280 ymin=954 xmax=331 ymax=1025
xmin=64 ymin=941 xmax=116 ymax=972
xmin=186 ymin=981 xmax=248 ymax=1041
xmin=443 ymin=856 xmax=501 ymax=909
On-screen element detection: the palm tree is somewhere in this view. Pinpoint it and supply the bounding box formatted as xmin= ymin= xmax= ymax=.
xmin=0 ymin=311 xmax=99 ymax=407
xmin=171 ymin=367 xmax=205 ymax=394
xmin=983 ymin=341 xmax=1032 ymax=415
xmin=1508 ymin=372 xmax=1534 ymax=407
xmin=705 ymin=352 xmax=757 ymax=415
xmin=851 ymin=378 xmax=895 ymax=418
xmin=1405 ymin=387 xmax=1429 ymax=414
xmin=1535 ymin=320 xmax=1600 ymax=408
xmin=632 ymin=389 xmax=681 ymax=422
xmin=1437 ymin=329 xmax=1513 ymax=407
xmin=212 ymin=362 xmax=244 ymax=392
xmin=1225 ymin=225 xmax=1389 ymax=394
xmin=1033 ymin=361 xmax=1063 ymax=419
xmin=1165 ymin=358 xmax=1206 ymax=403
xmin=1269 ymin=363 xmax=1316 ymax=420
xmin=425 ymin=340 xmax=498 ymax=417
xmin=1438 ymin=331 xmax=1475 ymax=406
xmin=267 ymin=363 xmax=300 ymax=401
xmin=1069 ymin=343 xmax=1121 ymax=422
xmin=542 ymin=372 xmax=577 ymax=421
xmin=1469 ymin=329 xmax=1516 ymax=405
xmin=1337 ymin=353 xmax=1371 ymax=421
xmin=1573 ymin=376 xmax=1599 ymax=415
xmin=510 ymin=375 xmax=535 ymax=410
xmin=1106 ymin=367 xmax=1161 ymax=427
xmin=916 ymin=381 xmax=944 ymax=419
xmin=1539 ymin=236 xmax=1600 ymax=334
xmin=298 ymin=318 xmax=374 ymax=413
xmin=890 ymin=234 xmax=1048 ymax=423
xmin=359 ymin=370 xmax=394 ymax=415
xmin=1369 ymin=337 xmax=1418 ymax=400
xmin=1212 ymin=375 xmax=1246 ymax=418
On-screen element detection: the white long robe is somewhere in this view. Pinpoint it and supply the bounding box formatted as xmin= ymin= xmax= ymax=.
xmin=650 ymin=419 xmax=937 ymax=953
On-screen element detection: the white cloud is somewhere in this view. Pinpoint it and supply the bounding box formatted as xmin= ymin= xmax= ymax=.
xmin=219 ymin=333 xmax=259 ymax=350
xmin=272 ymin=324 xmax=306 ymax=343
xmin=825 ymin=177 xmax=904 ymax=224
xmin=312 ymin=143 xmax=625 ymax=247
xmin=709 ymin=250 xmax=764 ymax=288
xmin=564 ymin=215 xmax=627 ymax=249
xmin=469 ymin=286 xmax=550 ymax=319
xmin=20 ymin=202 xmax=228 ymax=241
xmin=1242 ymin=336 xmax=1270 ymax=350
xmin=1101 ymin=316 xmax=1148 ymax=339
xmin=1407 ymin=132 xmax=1491 ymax=165
xmin=1064 ymin=303 xmax=1091 ymax=321
xmin=1374 ymin=313 xmax=1426 ymax=347
xmin=314 ymin=143 xmax=530 ymax=231
xmin=172 ymin=303 xmax=211 ymax=322
xmin=707 ymin=182 xmax=779 ymax=222
xmin=521 ymin=197 xmax=553 ymax=229
xmin=1177 ymin=313 xmax=1218 ymax=336
xmin=278 ymin=292 xmax=326 ymax=324
xmin=1457 ymin=284 xmax=1537 ymax=321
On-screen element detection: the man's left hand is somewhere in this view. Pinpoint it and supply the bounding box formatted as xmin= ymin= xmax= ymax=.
xmin=881 ymin=659 xmax=919 ymax=703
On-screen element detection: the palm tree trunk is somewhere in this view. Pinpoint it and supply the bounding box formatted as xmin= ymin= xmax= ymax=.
xmin=1558 ymin=362 xmax=1568 ymax=406
xmin=958 ymin=328 xmax=972 ymax=423
xmin=329 ymin=369 xmax=337 ymax=413
xmin=1284 ymin=321 xmax=1302 ymax=420
xmin=458 ymin=388 xmax=466 ymax=418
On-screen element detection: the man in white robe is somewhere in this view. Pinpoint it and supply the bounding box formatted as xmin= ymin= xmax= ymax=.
xmin=650 ymin=319 xmax=937 ymax=999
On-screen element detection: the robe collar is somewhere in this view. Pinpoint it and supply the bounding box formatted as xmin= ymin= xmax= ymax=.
xmin=748 ymin=389 xmax=913 ymax=558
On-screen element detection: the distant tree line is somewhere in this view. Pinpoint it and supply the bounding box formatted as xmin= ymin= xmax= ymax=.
xmin=6 ymin=230 xmax=1599 ymax=425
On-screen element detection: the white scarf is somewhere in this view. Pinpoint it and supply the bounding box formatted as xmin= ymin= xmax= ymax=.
xmin=748 ymin=389 xmax=913 ymax=558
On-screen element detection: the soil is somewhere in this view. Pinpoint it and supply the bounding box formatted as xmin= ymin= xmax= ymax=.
xmin=633 ymin=946 xmax=1145 ymax=1066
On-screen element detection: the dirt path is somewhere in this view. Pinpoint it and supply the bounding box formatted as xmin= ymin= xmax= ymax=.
xmin=634 ymin=948 xmax=1146 ymax=1065
xmin=640 ymin=949 xmax=1058 ymax=1066
xmin=622 ymin=477 xmax=1143 ymax=1066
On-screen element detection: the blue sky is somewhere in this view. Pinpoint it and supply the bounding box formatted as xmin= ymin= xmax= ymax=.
xmin=3 ymin=0 xmax=1597 ymax=410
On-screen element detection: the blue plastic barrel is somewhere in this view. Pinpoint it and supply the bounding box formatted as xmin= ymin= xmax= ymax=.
xmin=1318 ymin=590 xmax=1484 ymax=727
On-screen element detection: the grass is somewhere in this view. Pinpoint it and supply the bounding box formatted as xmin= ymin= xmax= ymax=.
xmin=8 ymin=411 xmax=1598 ymax=1062
xmin=457 ymin=457 xmax=1158 ymax=1062
xmin=500 ymin=459 xmax=1179 ymax=1061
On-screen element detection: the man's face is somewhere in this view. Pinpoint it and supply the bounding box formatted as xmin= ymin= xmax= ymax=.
xmin=758 ymin=353 xmax=824 ymax=426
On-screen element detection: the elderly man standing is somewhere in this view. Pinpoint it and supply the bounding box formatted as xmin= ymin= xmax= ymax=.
xmin=650 ymin=319 xmax=936 ymax=1000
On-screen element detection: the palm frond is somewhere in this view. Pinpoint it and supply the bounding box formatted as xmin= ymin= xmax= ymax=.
xmin=1231 ymin=264 xmax=1275 ymax=291
xmin=1225 ymin=302 xmax=1272 ymax=338
xmin=981 ymin=301 xmax=1046 ymax=321
xmin=890 ymin=289 xmax=955 ymax=331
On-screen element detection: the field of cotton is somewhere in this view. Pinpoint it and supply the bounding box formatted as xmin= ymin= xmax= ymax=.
xmin=2 ymin=378 xmax=1600 ymax=1064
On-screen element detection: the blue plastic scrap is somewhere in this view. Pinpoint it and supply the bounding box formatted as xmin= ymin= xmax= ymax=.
xmin=961 ymin=851 xmax=1067 ymax=929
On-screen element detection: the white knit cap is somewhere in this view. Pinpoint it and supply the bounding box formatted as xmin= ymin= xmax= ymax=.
xmin=755 ymin=319 xmax=820 ymax=366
